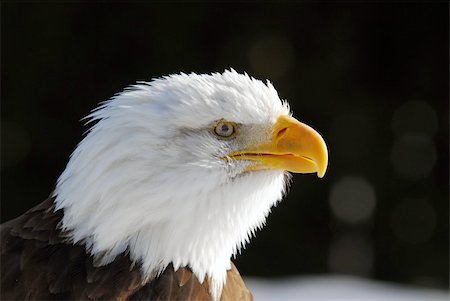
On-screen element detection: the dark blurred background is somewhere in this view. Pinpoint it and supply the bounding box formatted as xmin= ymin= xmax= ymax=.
xmin=1 ymin=2 xmax=448 ymax=291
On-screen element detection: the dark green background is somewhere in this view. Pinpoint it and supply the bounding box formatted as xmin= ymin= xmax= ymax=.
xmin=2 ymin=2 xmax=448 ymax=290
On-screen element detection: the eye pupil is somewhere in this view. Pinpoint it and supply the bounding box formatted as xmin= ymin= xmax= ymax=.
xmin=221 ymin=124 xmax=229 ymax=132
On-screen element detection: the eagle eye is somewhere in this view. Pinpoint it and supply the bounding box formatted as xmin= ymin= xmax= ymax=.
xmin=212 ymin=120 xmax=237 ymax=138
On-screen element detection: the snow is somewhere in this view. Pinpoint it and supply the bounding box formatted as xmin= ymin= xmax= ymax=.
xmin=244 ymin=275 xmax=449 ymax=301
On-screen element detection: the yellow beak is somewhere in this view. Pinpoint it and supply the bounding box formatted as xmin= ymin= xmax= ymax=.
xmin=228 ymin=115 xmax=328 ymax=178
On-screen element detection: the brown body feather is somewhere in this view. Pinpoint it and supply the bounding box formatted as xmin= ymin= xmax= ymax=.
xmin=1 ymin=198 xmax=253 ymax=301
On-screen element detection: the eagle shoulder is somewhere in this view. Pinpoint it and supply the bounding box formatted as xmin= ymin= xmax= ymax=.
xmin=1 ymin=198 xmax=253 ymax=301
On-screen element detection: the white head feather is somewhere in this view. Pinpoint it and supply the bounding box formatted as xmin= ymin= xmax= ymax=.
xmin=54 ymin=69 xmax=292 ymax=300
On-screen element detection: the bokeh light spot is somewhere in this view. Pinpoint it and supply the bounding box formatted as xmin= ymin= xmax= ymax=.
xmin=390 ymin=134 xmax=436 ymax=180
xmin=329 ymin=176 xmax=376 ymax=224
xmin=392 ymin=100 xmax=438 ymax=138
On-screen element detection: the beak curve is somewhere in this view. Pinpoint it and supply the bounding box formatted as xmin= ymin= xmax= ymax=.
xmin=228 ymin=115 xmax=328 ymax=178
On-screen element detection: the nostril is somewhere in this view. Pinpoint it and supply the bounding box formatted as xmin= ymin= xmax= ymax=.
xmin=276 ymin=127 xmax=288 ymax=138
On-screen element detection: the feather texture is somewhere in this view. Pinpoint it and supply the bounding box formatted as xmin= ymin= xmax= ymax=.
xmin=52 ymin=70 xmax=290 ymax=299
xmin=1 ymin=198 xmax=252 ymax=300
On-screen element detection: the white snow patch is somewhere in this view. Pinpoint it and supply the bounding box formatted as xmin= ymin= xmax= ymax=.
xmin=244 ymin=275 xmax=449 ymax=301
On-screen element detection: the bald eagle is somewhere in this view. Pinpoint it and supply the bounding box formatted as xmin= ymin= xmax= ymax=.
xmin=1 ymin=70 xmax=328 ymax=301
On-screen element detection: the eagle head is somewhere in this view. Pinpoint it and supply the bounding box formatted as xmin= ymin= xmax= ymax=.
xmin=54 ymin=69 xmax=328 ymax=299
